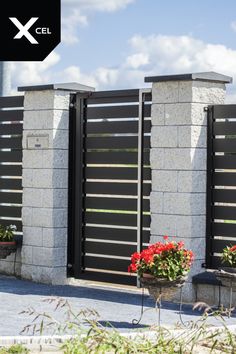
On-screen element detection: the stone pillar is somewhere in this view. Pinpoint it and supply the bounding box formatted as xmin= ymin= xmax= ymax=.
xmin=19 ymin=83 xmax=94 ymax=284
xmin=145 ymin=72 xmax=232 ymax=301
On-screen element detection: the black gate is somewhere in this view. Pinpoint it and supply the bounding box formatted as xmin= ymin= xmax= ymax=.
xmin=68 ymin=89 xmax=151 ymax=285
xmin=0 ymin=96 xmax=24 ymax=237
xmin=206 ymin=104 xmax=236 ymax=268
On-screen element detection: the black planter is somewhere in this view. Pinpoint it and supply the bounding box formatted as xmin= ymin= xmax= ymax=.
xmin=0 ymin=242 xmax=17 ymax=260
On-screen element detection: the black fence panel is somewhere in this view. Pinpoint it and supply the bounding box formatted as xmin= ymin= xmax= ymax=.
xmin=0 ymin=96 xmax=23 ymax=234
xmin=206 ymin=104 xmax=236 ymax=268
xmin=68 ymin=89 xmax=151 ymax=285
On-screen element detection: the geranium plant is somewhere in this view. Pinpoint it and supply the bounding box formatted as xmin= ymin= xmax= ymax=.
xmin=221 ymin=245 xmax=236 ymax=267
xmin=0 ymin=224 xmax=17 ymax=242
xmin=128 ymin=236 xmax=194 ymax=281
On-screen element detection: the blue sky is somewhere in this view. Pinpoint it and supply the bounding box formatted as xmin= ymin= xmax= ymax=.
xmin=11 ymin=0 xmax=236 ymax=100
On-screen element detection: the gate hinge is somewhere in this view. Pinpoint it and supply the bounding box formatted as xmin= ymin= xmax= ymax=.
xmin=67 ymin=263 xmax=73 ymax=269
xmin=204 ymin=107 xmax=209 ymax=112
xmin=201 ymin=262 xmax=206 ymax=268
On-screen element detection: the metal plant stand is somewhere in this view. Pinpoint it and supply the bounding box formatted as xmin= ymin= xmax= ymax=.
xmin=132 ymin=285 xmax=188 ymax=327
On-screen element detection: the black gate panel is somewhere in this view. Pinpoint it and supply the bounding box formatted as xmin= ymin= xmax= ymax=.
xmin=68 ymin=89 xmax=151 ymax=285
xmin=206 ymin=105 xmax=236 ymax=268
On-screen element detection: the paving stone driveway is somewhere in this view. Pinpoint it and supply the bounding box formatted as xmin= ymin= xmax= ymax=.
xmin=0 ymin=275 xmax=235 ymax=336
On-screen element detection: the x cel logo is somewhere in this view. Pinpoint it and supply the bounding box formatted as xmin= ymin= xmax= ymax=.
xmin=9 ymin=17 xmax=39 ymax=44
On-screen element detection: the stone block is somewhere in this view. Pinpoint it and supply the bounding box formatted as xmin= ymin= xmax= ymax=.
xmin=164 ymin=148 xmax=207 ymax=170
xmin=21 ymin=264 xmax=68 ymax=285
xmin=151 ymin=214 xmax=177 ymax=236
xmin=31 ymin=208 xmax=68 ymax=228
xmin=164 ymin=103 xmax=207 ymax=126
xmin=150 ymin=192 xmax=163 ymax=214
xmin=24 ymin=91 xmax=70 ymax=111
xmin=177 ymin=215 xmax=206 ymax=238
xmin=23 ymin=227 xmax=43 ymax=246
xmin=151 ymin=104 xmax=164 ymax=125
xmin=22 ymin=207 xmax=32 ymax=226
xmin=23 ymin=169 xmax=68 ymax=189
xmin=178 ymin=171 xmax=206 ymax=192
xmin=23 ymin=188 xmax=42 ymax=207
xmin=152 ymin=170 xmax=178 ymax=192
xmin=23 ymin=129 xmax=69 ymax=150
xmin=152 ymin=81 xmax=179 ymax=104
xmin=23 ymin=150 xmax=43 ymax=169
xmin=32 ymin=247 xmax=67 ymax=267
xmin=178 ymin=126 xmax=207 ymax=148
xmin=42 ymin=189 xmax=68 ymax=208
xmin=151 ymin=126 xmax=178 ymax=147
xmin=163 ymin=192 xmax=206 ymax=215
xmin=150 ymin=149 xmax=164 ymax=169
xmin=23 ymin=110 xmax=69 ymax=130
xmin=151 ymin=214 xmax=206 ymax=238
xmin=21 ymin=245 xmax=33 ymax=264
xmin=42 ymin=150 xmax=68 ymax=169
xmin=179 ymin=81 xmax=226 ymax=104
xmin=42 ymin=228 xmax=67 ymax=248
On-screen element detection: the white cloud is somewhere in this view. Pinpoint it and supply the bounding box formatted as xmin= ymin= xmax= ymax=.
xmin=63 ymin=0 xmax=135 ymax=12
xmin=11 ymin=34 xmax=236 ymax=100
xmin=125 ymin=53 xmax=149 ymax=69
xmin=61 ymin=0 xmax=135 ymax=45
xmin=11 ymin=52 xmax=60 ymax=89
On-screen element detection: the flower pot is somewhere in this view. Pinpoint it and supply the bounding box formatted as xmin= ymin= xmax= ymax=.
xmin=215 ymin=268 xmax=236 ymax=290
xmin=140 ymin=275 xmax=187 ymax=302
xmin=0 ymin=241 xmax=17 ymax=259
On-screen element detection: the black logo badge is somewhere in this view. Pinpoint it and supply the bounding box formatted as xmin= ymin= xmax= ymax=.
xmin=0 ymin=0 xmax=61 ymax=61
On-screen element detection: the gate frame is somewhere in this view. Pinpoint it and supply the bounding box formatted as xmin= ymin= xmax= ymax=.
xmin=67 ymin=88 xmax=152 ymax=283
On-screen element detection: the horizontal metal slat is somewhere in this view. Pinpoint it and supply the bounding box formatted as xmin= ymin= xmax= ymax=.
xmin=213 ymin=189 xmax=236 ymax=203
xmin=213 ymin=105 xmax=236 ymax=119
xmin=84 ymin=255 xmax=130 ymax=272
xmin=0 ymin=165 xmax=22 ymax=176
xmin=0 ymin=192 xmax=22 ymax=204
xmin=212 ymin=222 xmax=236 ymax=237
xmin=85 ymin=151 xmax=150 ymax=165
xmin=213 ymin=122 xmax=236 ymax=135
xmin=0 ymin=151 xmax=22 ymax=163
xmin=85 ymin=136 xmax=150 ymax=149
xmin=87 ymin=90 xmax=152 ymax=105
xmin=0 ymin=206 xmax=21 ymax=217
xmin=85 ymin=241 xmax=137 ymax=257
xmin=212 ymin=239 xmax=236 ymax=253
xmin=213 ymin=139 xmax=236 ymax=153
xmin=0 ymin=110 xmax=23 ymax=122
xmin=213 ymin=206 xmax=236 ymax=220
xmin=77 ymin=271 xmax=136 ymax=285
xmin=0 ymin=137 xmax=22 ymax=149
xmin=85 ymin=212 xmax=150 ymax=227
xmin=85 ymin=196 xmax=150 ymax=212
xmin=86 ymin=120 xmax=151 ymax=134
xmin=85 ymin=167 xmax=151 ymax=180
xmin=213 ymin=172 xmax=236 ymax=186
xmin=84 ymin=226 xmax=150 ymax=243
xmin=87 ymin=104 xmax=151 ymax=119
xmin=85 ymin=182 xmax=151 ymax=196
xmin=213 ymin=155 xmax=236 ymax=169
xmin=0 ymin=96 xmax=24 ymax=108
xmin=0 ymin=178 xmax=22 ymax=190
xmin=0 ymin=123 xmax=23 ymax=135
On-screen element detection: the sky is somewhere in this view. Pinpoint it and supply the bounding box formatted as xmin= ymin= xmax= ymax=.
xmin=10 ymin=0 xmax=236 ymax=101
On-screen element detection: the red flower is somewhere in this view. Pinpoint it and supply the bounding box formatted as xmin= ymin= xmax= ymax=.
xmin=177 ymin=241 xmax=184 ymax=250
xmin=230 ymin=245 xmax=236 ymax=252
xmin=128 ymin=263 xmax=137 ymax=273
xmin=131 ymin=252 xmax=141 ymax=263
xmin=163 ymin=235 xmax=168 ymax=240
